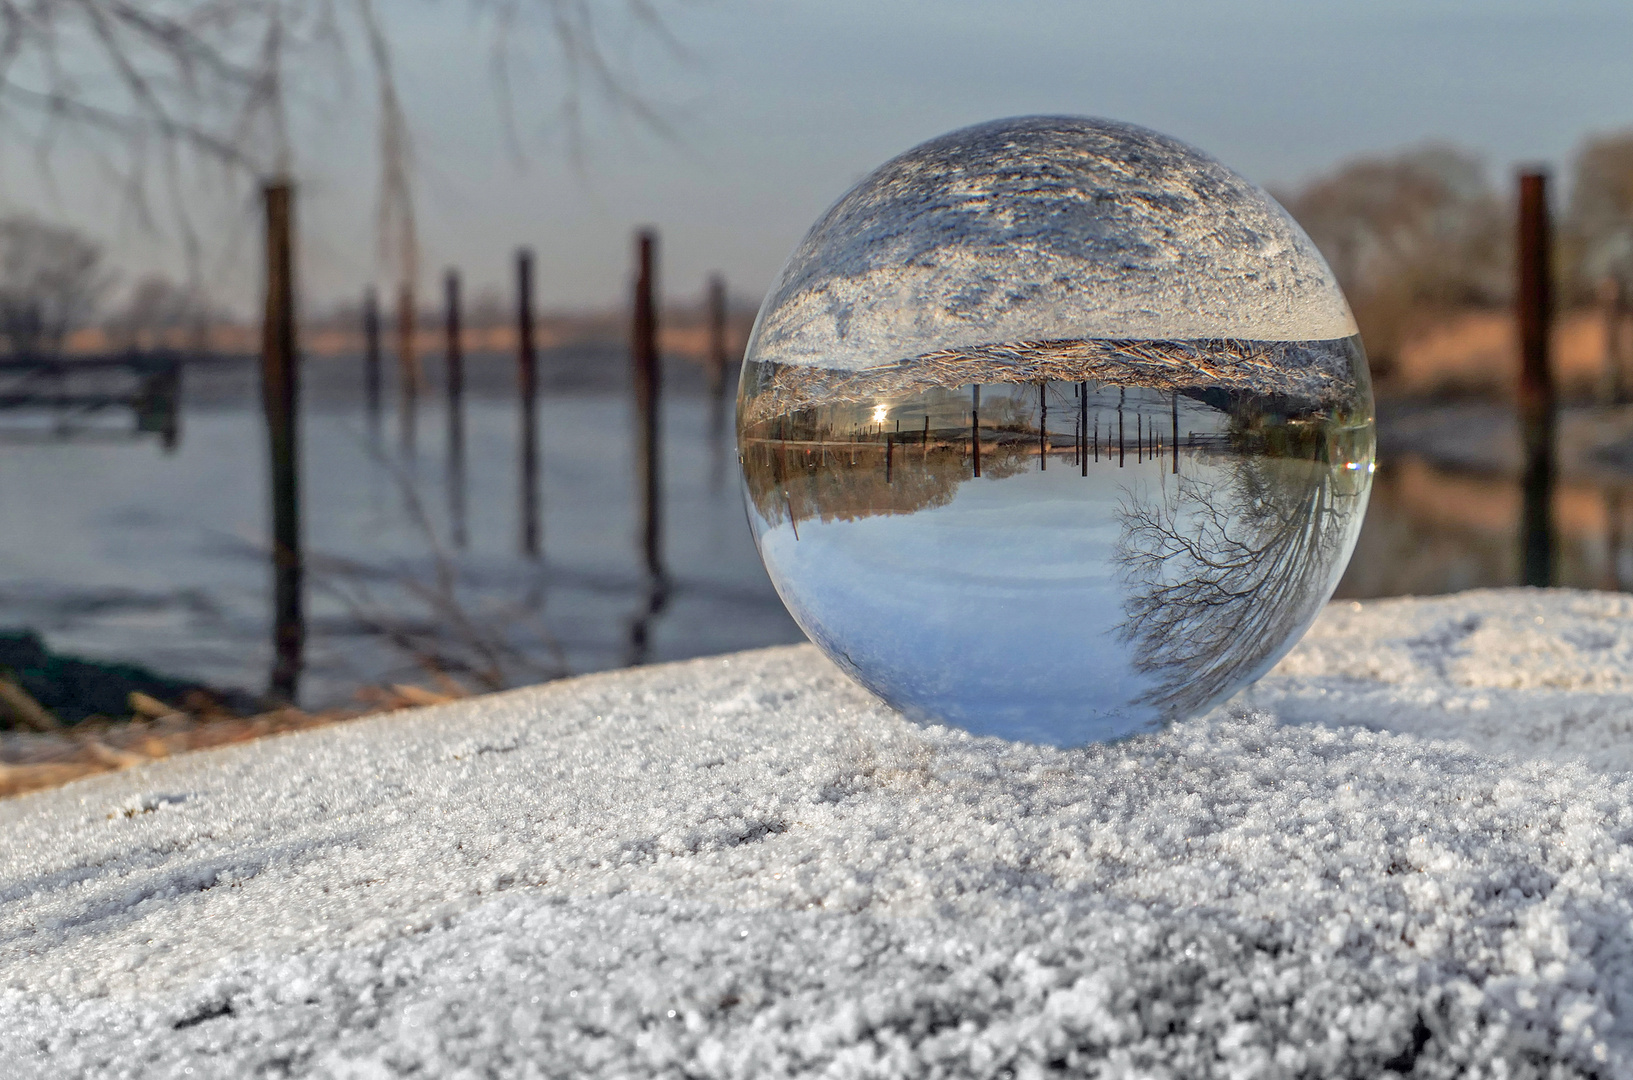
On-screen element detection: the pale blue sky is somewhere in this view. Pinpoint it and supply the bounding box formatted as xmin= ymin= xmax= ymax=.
xmin=3 ymin=0 xmax=1631 ymax=315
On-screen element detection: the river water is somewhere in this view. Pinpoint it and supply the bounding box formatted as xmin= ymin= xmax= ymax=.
xmin=2 ymin=355 xmax=1629 ymax=707
xmin=0 ymin=353 xmax=802 ymax=706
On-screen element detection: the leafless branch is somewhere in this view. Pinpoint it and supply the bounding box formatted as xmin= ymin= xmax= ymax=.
xmin=0 ymin=0 xmax=687 ymax=305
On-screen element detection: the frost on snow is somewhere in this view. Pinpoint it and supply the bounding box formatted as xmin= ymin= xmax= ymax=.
xmin=6 ymin=588 xmax=1633 ymax=1077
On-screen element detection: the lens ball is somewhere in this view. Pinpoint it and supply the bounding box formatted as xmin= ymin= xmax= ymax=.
xmin=738 ymin=116 xmax=1373 ymax=745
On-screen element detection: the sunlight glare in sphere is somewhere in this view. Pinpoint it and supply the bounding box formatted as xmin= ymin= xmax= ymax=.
xmin=737 ymin=116 xmax=1374 ymax=746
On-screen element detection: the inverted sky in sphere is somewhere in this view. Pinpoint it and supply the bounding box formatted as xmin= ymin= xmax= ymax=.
xmin=751 ymin=116 xmax=1358 ymax=372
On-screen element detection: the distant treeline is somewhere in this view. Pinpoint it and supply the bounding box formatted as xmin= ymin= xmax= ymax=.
xmin=9 ymin=131 xmax=1633 ymax=396
xmin=1274 ymin=132 xmax=1633 ymax=381
xmin=36 ymin=304 xmax=759 ymax=367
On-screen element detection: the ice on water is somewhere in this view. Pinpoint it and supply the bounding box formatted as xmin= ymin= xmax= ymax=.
xmin=738 ymin=117 xmax=1374 ymax=744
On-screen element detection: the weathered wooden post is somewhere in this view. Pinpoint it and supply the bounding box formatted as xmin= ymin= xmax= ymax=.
xmin=363 ymin=286 xmax=381 ymax=449
xmin=1517 ymin=169 xmax=1555 ymax=588
xmin=971 ymin=385 xmax=982 ymax=477
xmin=445 ymin=268 xmax=467 ymax=549
xmin=1080 ymin=382 xmax=1089 ymax=474
xmin=707 ymin=273 xmax=730 ymax=439
xmin=397 ymin=282 xmax=419 ymax=456
xmin=1072 ymin=384 xmax=1080 ymax=467
xmin=632 ymin=229 xmax=664 ymax=581
xmin=1602 ymin=277 xmax=1628 ymax=406
xmin=1117 ymin=388 xmax=1126 ymax=467
xmin=1039 ymin=384 xmax=1048 ymax=471
xmin=517 ymin=248 xmax=540 ymax=559
xmin=261 ymin=180 xmax=303 ymax=703
xmin=1171 ymin=393 xmax=1179 ymax=474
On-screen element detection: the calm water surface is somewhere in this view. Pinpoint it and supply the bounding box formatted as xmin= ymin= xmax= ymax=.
xmin=2 ymin=361 xmax=1628 ymax=707
xmin=0 ymin=374 xmax=799 ymax=706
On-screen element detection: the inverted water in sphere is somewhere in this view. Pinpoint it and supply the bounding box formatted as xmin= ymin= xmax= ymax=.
xmin=738 ymin=117 xmax=1374 ymax=745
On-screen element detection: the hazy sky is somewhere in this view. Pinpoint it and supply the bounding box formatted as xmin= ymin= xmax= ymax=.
xmin=3 ymin=0 xmax=1631 ymax=316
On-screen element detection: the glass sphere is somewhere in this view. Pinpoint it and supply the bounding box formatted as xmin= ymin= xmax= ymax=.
xmin=737 ymin=116 xmax=1373 ymax=746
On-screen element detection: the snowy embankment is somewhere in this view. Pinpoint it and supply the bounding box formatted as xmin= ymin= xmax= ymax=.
xmin=6 ymin=589 xmax=1633 ymax=1077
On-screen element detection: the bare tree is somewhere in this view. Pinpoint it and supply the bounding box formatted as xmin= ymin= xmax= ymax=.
xmin=466 ymin=284 xmax=509 ymax=332
xmin=1115 ymin=420 xmax=1371 ymax=720
xmin=0 ymin=214 xmax=111 ymax=357
xmin=103 ymin=271 xmax=219 ymax=349
xmin=1277 ymin=146 xmax=1508 ymax=371
xmin=1564 ymin=132 xmax=1633 ymax=300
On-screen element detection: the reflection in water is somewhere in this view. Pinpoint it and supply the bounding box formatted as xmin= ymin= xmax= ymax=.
xmin=625 ymin=578 xmax=670 ymax=667
xmin=1340 ymin=454 xmax=1633 ymax=598
xmin=1116 ymin=427 xmax=1371 ymax=718
xmin=740 ymin=337 xmax=1375 ymax=745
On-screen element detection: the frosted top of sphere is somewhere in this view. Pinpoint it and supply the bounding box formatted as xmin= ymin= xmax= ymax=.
xmin=751 ymin=116 xmax=1356 ymax=372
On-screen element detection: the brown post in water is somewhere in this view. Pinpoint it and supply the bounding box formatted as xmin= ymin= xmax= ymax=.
xmin=971 ymin=384 xmax=982 ymax=477
xmin=1082 ymin=382 xmax=1090 ymax=474
xmin=1171 ymin=393 xmax=1179 ymax=474
xmin=363 ymin=286 xmax=381 ymax=449
xmin=1118 ymin=389 xmax=1126 ymax=467
xmin=1602 ymin=276 xmax=1628 ymax=405
xmin=445 ymin=268 xmax=467 ymax=548
xmin=1517 ymin=170 xmax=1555 ymax=588
xmin=707 ymin=273 xmax=730 ymax=439
xmin=1039 ymin=384 xmax=1048 ymax=471
xmin=517 ymin=248 xmax=540 ymax=559
xmin=633 ymin=230 xmax=664 ymax=581
xmin=397 ymin=282 xmax=419 ymax=456
xmin=1072 ymin=384 xmax=1080 ymax=466
xmin=261 ymin=180 xmax=303 ymax=703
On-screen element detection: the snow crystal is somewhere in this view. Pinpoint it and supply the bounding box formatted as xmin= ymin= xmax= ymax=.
xmin=4 ymin=588 xmax=1633 ymax=1077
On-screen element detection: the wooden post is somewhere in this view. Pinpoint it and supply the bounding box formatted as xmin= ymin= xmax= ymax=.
xmin=445 ymin=268 xmax=467 ymax=549
xmin=971 ymin=384 xmax=981 ymax=478
xmin=1602 ymin=277 xmax=1628 ymax=406
xmin=363 ymin=286 xmax=381 ymax=449
xmin=632 ymin=229 xmax=664 ymax=581
xmin=1081 ymin=382 xmax=1089 ymax=474
xmin=1118 ymin=389 xmax=1125 ymax=467
xmin=1039 ymin=383 xmax=1047 ymax=471
xmin=261 ymin=180 xmax=302 ymax=703
xmin=1072 ymin=384 xmax=1080 ymax=467
xmin=517 ymin=247 xmax=540 ymax=559
xmin=885 ymin=434 xmax=893 ymax=484
xmin=1172 ymin=393 xmax=1179 ymax=474
xmin=1517 ymin=170 xmax=1555 ymax=588
xmin=397 ymin=281 xmax=418 ymax=456
xmin=707 ymin=273 xmax=729 ymax=438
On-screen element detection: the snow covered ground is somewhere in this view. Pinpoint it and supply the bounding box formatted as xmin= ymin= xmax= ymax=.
xmin=6 ymin=588 xmax=1633 ymax=1077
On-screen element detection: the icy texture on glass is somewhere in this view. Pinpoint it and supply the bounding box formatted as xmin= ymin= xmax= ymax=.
xmin=738 ymin=116 xmax=1374 ymax=746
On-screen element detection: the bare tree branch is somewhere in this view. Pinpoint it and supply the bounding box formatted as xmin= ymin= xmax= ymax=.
xmin=0 ymin=0 xmax=686 ymax=305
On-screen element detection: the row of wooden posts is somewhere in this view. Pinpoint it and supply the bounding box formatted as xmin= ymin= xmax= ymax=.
xmin=257 ymin=181 xmax=732 ymax=701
